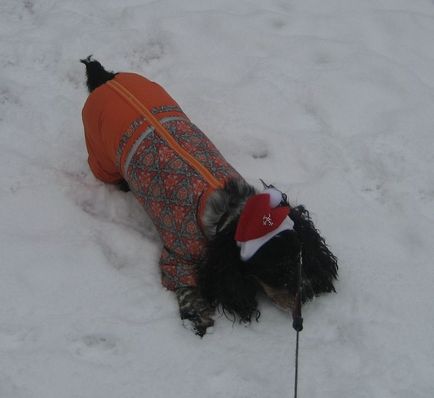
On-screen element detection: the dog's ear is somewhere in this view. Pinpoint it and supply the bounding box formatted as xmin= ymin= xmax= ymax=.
xmin=289 ymin=205 xmax=338 ymax=297
xmin=199 ymin=222 xmax=259 ymax=322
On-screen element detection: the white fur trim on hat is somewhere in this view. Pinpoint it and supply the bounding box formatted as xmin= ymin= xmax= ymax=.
xmin=237 ymin=216 xmax=294 ymax=261
xmin=263 ymin=187 xmax=283 ymax=208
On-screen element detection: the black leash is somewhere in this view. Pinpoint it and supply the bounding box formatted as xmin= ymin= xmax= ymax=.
xmin=292 ymin=249 xmax=304 ymax=398
xmin=257 ymin=179 xmax=303 ymax=396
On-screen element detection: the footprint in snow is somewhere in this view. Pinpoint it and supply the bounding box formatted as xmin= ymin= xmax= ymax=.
xmin=70 ymin=334 xmax=121 ymax=362
xmin=251 ymin=147 xmax=269 ymax=159
xmin=247 ymin=138 xmax=269 ymax=159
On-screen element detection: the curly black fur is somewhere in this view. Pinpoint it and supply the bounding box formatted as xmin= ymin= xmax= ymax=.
xmin=199 ymin=221 xmax=260 ymax=323
xmin=289 ymin=205 xmax=338 ymax=299
xmin=80 ymin=55 xmax=117 ymax=93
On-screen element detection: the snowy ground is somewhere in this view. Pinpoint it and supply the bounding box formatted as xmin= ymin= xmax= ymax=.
xmin=1 ymin=0 xmax=434 ymax=397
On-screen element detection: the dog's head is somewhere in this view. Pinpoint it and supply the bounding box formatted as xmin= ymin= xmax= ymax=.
xmin=247 ymin=205 xmax=338 ymax=310
xmin=199 ymin=184 xmax=338 ymax=322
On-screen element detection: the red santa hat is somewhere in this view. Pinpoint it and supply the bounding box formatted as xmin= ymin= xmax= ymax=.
xmin=235 ymin=188 xmax=294 ymax=261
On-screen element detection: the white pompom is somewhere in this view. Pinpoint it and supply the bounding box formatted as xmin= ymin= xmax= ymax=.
xmin=264 ymin=187 xmax=283 ymax=208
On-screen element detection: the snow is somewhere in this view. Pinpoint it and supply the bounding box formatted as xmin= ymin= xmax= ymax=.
xmin=1 ymin=0 xmax=434 ymax=397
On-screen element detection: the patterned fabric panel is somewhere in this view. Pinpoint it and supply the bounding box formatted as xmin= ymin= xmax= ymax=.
xmin=162 ymin=119 xmax=241 ymax=183
xmin=122 ymin=118 xmax=240 ymax=290
xmin=115 ymin=116 xmax=146 ymax=170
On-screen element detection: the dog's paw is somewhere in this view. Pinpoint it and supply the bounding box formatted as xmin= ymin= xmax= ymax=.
xmin=176 ymin=287 xmax=215 ymax=337
xmin=181 ymin=316 xmax=214 ymax=337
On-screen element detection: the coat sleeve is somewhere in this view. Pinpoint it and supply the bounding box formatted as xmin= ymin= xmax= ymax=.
xmin=159 ymin=247 xmax=198 ymax=291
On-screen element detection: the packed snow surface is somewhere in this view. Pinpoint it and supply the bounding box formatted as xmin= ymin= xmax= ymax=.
xmin=1 ymin=0 xmax=434 ymax=397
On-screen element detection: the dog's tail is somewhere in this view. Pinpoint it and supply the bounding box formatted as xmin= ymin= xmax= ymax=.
xmin=80 ymin=55 xmax=117 ymax=93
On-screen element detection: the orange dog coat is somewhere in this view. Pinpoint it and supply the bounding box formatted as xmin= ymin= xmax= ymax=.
xmin=82 ymin=73 xmax=242 ymax=290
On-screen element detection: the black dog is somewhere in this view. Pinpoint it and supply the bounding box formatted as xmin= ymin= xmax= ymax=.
xmin=81 ymin=57 xmax=338 ymax=336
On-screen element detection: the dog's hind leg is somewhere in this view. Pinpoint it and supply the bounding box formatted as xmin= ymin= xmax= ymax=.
xmin=80 ymin=55 xmax=117 ymax=93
